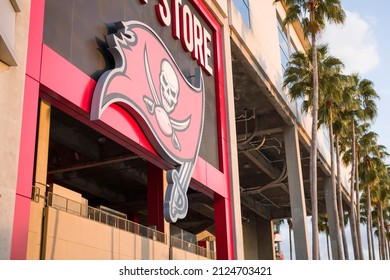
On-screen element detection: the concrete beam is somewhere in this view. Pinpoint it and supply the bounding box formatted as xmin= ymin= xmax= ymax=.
xmin=283 ymin=125 xmax=310 ymax=260
xmin=240 ymin=151 xmax=280 ymax=180
xmin=241 ymin=196 xmax=272 ymax=220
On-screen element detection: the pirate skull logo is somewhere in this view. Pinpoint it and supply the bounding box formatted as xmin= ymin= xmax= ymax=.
xmin=143 ymin=52 xmax=191 ymax=151
xmin=160 ymin=60 xmax=179 ymax=114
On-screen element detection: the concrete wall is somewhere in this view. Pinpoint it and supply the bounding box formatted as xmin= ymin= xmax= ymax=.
xmin=230 ymin=0 xmax=283 ymax=97
xmin=242 ymin=211 xmax=259 ymax=259
xmin=0 ymin=0 xmax=30 ymax=260
xmin=242 ymin=212 xmax=275 ymax=260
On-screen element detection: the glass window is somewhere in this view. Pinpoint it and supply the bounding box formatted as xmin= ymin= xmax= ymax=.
xmin=278 ymin=14 xmax=302 ymax=116
xmin=233 ymin=0 xmax=251 ymax=28
xmin=277 ymin=16 xmax=290 ymax=74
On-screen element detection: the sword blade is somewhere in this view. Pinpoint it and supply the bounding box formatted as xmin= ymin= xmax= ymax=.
xmin=144 ymin=46 xmax=160 ymax=106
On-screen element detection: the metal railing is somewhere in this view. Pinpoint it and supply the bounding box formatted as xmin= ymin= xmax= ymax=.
xmin=171 ymin=236 xmax=216 ymax=259
xmin=47 ymin=192 xmax=166 ymax=243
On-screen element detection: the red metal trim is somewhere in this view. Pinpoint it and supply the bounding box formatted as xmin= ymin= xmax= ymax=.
xmin=10 ymin=195 xmax=32 ymax=259
xmin=25 ymin=0 xmax=45 ymax=81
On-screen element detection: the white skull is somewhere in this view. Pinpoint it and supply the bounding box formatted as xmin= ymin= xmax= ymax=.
xmin=160 ymin=60 xmax=179 ymax=114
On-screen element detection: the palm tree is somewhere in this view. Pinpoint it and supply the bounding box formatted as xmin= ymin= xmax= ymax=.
xmin=283 ymin=44 xmax=345 ymax=259
xmin=333 ymin=110 xmax=351 ymax=259
xmin=371 ymin=166 xmax=390 ymax=259
xmin=317 ymin=47 xmax=349 ymax=259
xmin=339 ymin=118 xmax=360 ymax=259
xmin=275 ymin=0 xmax=346 ymax=260
xmin=358 ymin=131 xmax=388 ymax=259
xmin=384 ymin=205 xmax=390 ymax=258
xmin=354 ymin=77 xmax=379 ymax=259
xmin=359 ymin=192 xmax=370 ymax=258
xmin=339 ymin=74 xmax=379 ymax=259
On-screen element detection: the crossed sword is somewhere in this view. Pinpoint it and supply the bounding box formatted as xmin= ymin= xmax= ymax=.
xmin=141 ymin=47 xmax=197 ymax=222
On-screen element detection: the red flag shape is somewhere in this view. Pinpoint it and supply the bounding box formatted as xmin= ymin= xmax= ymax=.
xmin=91 ymin=21 xmax=205 ymax=222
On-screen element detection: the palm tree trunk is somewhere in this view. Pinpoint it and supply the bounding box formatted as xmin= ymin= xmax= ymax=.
xmin=326 ymin=232 xmax=331 ymax=260
xmin=377 ymin=219 xmax=382 ymax=260
xmin=366 ymin=218 xmax=372 ymax=259
xmin=379 ymin=201 xmax=386 ymax=259
xmin=289 ymin=227 xmax=293 ymax=260
xmin=366 ymin=185 xmax=373 ymax=259
xmin=371 ymin=223 xmax=376 ymax=260
xmin=387 ymin=237 xmax=390 ymax=260
xmin=328 ymin=119 xmax=342 ymax=259
xmin=350 ymin=121 xmax=360 ymax=260
xmin=310 ymin=18 xmax=320 ymax=261
xmin=355 ymin=157 xmax=364 ymax=259
xmin=335 ymin=135 xmax=349 ymax=259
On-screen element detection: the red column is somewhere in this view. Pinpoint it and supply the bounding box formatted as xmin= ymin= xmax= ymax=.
xmin=147 ymin=163 xmax=165 ymax=232
xmin=214 ymin=193 xmax=235 ymax=260
xmin=11 ymin=0 xmax=45 ymax=259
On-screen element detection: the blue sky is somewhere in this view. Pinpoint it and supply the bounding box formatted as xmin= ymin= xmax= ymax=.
xmin=280 ymin=0 xmax=390 ymax=260
xmin=321 ymin=0 xmax=390 ymax=163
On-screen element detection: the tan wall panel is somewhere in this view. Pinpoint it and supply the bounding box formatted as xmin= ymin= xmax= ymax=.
xmin=26 ymin=202 xmax=45 ymax=259
xmin=171 ymin=247 xmax=207 ymax=260
xmin=26 ymin=100 xmax=51 ymax=259
xmin=43 ymin=207 xmax=169 ymax=260
xmin=50 ymin=184 xmax=82 ymax=202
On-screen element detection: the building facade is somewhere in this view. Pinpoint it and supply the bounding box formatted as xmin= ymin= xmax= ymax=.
xmin=0 ymin=0 xmax=350 ymax=260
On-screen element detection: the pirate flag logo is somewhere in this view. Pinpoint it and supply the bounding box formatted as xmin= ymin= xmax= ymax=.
xmin=90 ymin=21 xmax=205 ymax=223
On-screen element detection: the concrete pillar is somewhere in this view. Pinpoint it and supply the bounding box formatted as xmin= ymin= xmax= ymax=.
xmin=257 ymin=216 xmax=276 ymax=260
xmin=283 ymin=125 xmax=310 ymax=260
xmin=222 ymin=8 xmax=245 ymax=260
xmin=324 ymin=176 xmax=341 ymax=259
xmin=242 ymin=211 xmax=258 ymax=259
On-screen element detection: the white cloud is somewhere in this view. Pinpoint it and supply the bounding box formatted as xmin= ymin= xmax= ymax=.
xmin=320 ymin=11 xmax=380 ymax=74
